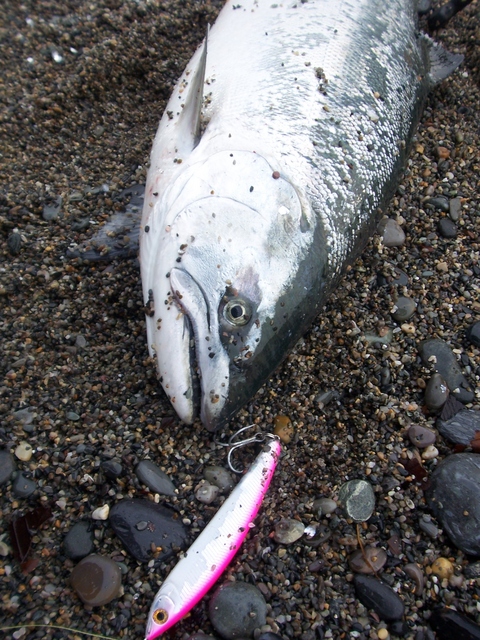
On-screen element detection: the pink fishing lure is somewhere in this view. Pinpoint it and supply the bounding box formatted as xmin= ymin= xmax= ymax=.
xmin=145 ymin=436 xmax=281 ymax=639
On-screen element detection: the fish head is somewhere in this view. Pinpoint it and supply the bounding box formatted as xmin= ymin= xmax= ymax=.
xmin=145 ymin=591 xmax=176 ymax=640
xmin=141 ymin=150 xmax=321 ymax=430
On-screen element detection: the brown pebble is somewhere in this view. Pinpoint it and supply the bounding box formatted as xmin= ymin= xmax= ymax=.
xmin=431 ymin=557 xmax=454 ymax=580
xmin=408 ymin=425 xmax=436 ymax=449
xmin=404 ymin=563 xmax=425 ymax=595
xmin=387 ymin=534 xmax=402 ymax=556
xmin=348 ymin=546 xmax=387 ymax=574
xmin=273 ymin=415 xmax=294 ymax=444
xmin=272 ymin=171 xmax=280 ymax=179
xmin=436 ymin=146 xmax=450 ymax=159
xmin=70 ymin=554 xmax=122 ymax=606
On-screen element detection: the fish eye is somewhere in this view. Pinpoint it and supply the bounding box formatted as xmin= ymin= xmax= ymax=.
xmin=152 ymin=608 xmax=169 ymax=625
xmin=223 ymin=298 xmax=251 ymax=326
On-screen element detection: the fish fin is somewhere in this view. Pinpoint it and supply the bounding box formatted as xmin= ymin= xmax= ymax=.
xmin=423 ymin=34 xmax=464 ymax=83
xmin=178 ymin=27 xmax=208 ymax=150
xmin=67 ymin=185 xmax=144 ymax=261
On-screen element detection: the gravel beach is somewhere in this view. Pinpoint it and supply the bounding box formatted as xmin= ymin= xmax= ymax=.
xmin=1 ymin=2 xmax=480 ymax=640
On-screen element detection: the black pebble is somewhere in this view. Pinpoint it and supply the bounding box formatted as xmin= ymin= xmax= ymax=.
xmin=63 ymin=520 xmax=95 ymax=560
xmin=438 ymin=218 xmax=457 ymax=238
xmin=354 ymin=575 xmax=405 ymax=621
xmin=429 ymin=607 xmax=480 ymax=640
xmin=101 ymin=459 xmax=124 ymax=479
xmin=12 ymin=472 xmax=37 ymax=498
xmin=466 ymin=321 xmax=480 ymax=348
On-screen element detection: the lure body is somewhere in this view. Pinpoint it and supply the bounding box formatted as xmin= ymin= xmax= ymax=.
xmin=144 ymin=437 xmax=281 ymax=639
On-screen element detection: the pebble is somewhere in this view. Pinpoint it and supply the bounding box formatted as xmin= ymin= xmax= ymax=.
xmin=464 ymin=561 xmax=480 ymax=579
xmin=101 ymin=459 xmax=124 ymax=480
xmin=313 ymin=497 xmax=337 ymax=516
xmin=421 ymin=445 xmax=439 ymax=460
xmin=273 ymin=414 xmax=294 ymax=444
xmin=13 ymin=408 xmax=35 ymax=425
xmin=135 ymin=460 xmax=175 ymax=496
xmin=419 ymin=339 xmax=474 ymax=404
xmin=449 ymin=196 xmax=462 ymax=221
xmin=12 ymin=472 xmax=36 ymax=498
xmin=391 ymin=297 xmax=416 ymax=323
xmin=70 ymin=554 xmax=122 ymax=606
xmin=0 ymin=450 xmax=15 ymax=485
xmin=426 ymin=453 xmax=480 ymax=555
xmin=66 ymin=411 xmax=80 ymax=421
xmin=418 ymin=515 xmax=440 ymax=539
xmin=92 ymin=504 xmax=110 ymax=520
xmin=208 ymin=582 xmax=267 ymax=639
xmin=424 ymin=373 xmax=449 ymax=411
xmin=353 ymin=575 xmax=405 ymax=621
xmin=466 ymin=321 xmax=480 ymax=348
xmin=429 ymin=608 xmax=480 ymax=640
xmin=404 ymin=563 xmax=425 ymax=595
xmin=348 ymin=546 xmax=387 ymax=574
xmin=195 ymin=481 xmax=219 ymax=504
xmin=273 ymin=518 xmax=305 ymax=544
xmin=63 ymin=521 xmax=95 ymax=560
xmin=109 ymin=498 xmax=188 ymax=562
xmin=7 ymin=232 xmax=22 ymax=255
xmin=379 ymin=218 xmax=406 ymax=247
xmin=438 ymin=218 xmax=457 ymax=238
xmin=14 ymin=442 xmax=33 ymax=462
xmin=42 ymin=196 xmax=62 ymax=221
xmin=431 ymin=557 xmax=454 ymax=580
xmin=408 ymin=425 xmax=436 ymax=449
xmin=437 ymin=408 xmax=480 ymax=446
xmin=427 ymin=196 xmax=449 ymax=212
xmin=204 ymin=466 xmax=235 ymax=492
xmin=338 ymin=479 xmax=375 ymax=522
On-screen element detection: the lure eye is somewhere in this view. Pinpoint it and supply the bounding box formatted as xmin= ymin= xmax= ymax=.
xmin=152 ymin=609 xmax=169 ymax=625
xmin=223 ymin=298 xmax=251 ymax=326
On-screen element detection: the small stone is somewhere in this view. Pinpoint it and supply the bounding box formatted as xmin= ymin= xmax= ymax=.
xmin=338 ymin=479 xmax=375 ymax=522
xmin=109 ymin=498 xmax=187 ymax=562
xmin=419 ymin=515 xmax=439 ymax=539
xmin=404 ymin=563 xmax=425 ymax=595
xmin=379 ymin=218 xmax=406 ymax=247
xmin=204 ymin=466 xmax=235 ymax=492
xmin=421 ymin=445 xmax=439 ymax=460
xmin=75 ymin=334 xmax=87 ymax=348
xmin=353 ymin=575 xmax=405 ymax=621
xmin=419 ymin=339 xmax=474 ymax=404
xmin=70 ymin=554 xmax=122 ymax=606
xmin=377 ymin=629 xmax=389 ymax=640
xmin=429 ymin=608 xmax=480 ymax=640
xmin=426 ymin=453 xmax=480 ymax=555
xmin=431 ymin=557 xmax=454 ymax=580
xmin=436 ymin=147 xmax=450 ymax=160
xmin=135 ymin=460 xmax=175 ymax=496
xmin=273 ymin=415 xmax=294 ymax=444
xmin=273 ymin=518 xmax=305 ymax=544
xmin=195 ymin=481 xmax=219 ymax=504
xmin=42 ymin=196 xmax=62 ymax=221
xmin=436 ymin=261 xmax=448 ymax=273
xmin=408 ymin=425 xmax=436 ymax=449
xmin=449 ymin=197 xmax=462 ymax=221
xmin=391 ymin=297 xmax=416 ymax=323
xmin=427 ymin=195 xmax=449 ymax=212
xmin=13 ymin=408 xmax=35 ymax=425
xmin=0 ymin=450 xmax=15 ymax=485
xmin=64 ymin=521 xmax=95 ymax=560
xmin=313 ymin=497 xmax=337 ymax=516
xmin=66 ymin=412 xmax=80 ymax=421
xmin=424 ymin=373 xmax=449 ymax=412
xmin=209 ymin=582 xmax=267 ymax=640
xmin=12 ymin=472 xmax=36 ymax=498
xmin=438 ymin=218 xmax=457 ymax=238
xmin=101 ymin=459 xmax=123 ymax=479
xmin=466 ymin=321 xmax=480 ymax=348
xmin=92 ymin=505 xmax=109 ymax=520
xmin=464 ymin=561 xmax=480 ymax=579
xmin=7 ymin=232 xmax=22 ymax=255
xmin=348 ymin=546 xmax=387 ymax=574
xmin=15 ymin=442 xmax=33 ymax=462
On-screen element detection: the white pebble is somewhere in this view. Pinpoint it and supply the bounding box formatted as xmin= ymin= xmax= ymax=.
xmin=92 ymin=504 xmax=110 ymax=520
xmin=15 ymin=442 xmax=33 ymax=461
xmin=422 ymin=445 xmax=439 ymax=460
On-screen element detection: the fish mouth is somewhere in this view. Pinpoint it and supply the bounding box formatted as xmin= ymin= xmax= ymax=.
xmin=169 ymin=267 xmax=230 ymax=430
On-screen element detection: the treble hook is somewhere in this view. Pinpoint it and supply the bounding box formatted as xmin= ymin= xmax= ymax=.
xmin=216 ymin=424 xmax=274 ymax=474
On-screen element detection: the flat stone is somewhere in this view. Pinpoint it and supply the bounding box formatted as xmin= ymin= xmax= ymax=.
xmin=70 ymin=554 xmax=122 ymax=606
xmin=338 ymin=479 xmax=375 ymax=522
xmin=204 ymin=466 xmax=235 ymax=492
xmin=63 ymin=521 xmax=95 ymax=560
xmin=209 ymin=582 xmax=267 ymax=640
xmin=101 ymin=459 xmax=123 ymax=480
xmin=391 ymin=297 xmax=416 ymax=323
xmin=109 ymin=498 xmax=187 ymax=562
xmin=424 ymin=373 xmax=449 ymax=411
xmin=419 ymin=339 xmax=474 ymax=404
xmin=313 ymin=497 xmax=338 ymax=516
xmin=195 ymin=481 xmax=219 ymax=504
xmin=354 ymin=575 xmax=405 ymax=621
xmin=437 ymin=408 xmax=480 ymax=446
xmin=12 ymin=472 xmax=36 ymax=498
xmin=273 ymin=518 xmax=305 ymax=544
xmin=449 ymin=196 xmax=462 ymax=221
xmin=349 ymin=547 xmax=387 ymax=574
xmin=15 ymin=441 xmax=33 ymax=462
xmin=427 ymin=196 xmax=449 ymax=212
xmin=438 ymin=218 xmax=457 ymax=238
xmin=0 ymin=450 xmax=15 ymax=485
xmin=135 ymin=460 xmax=175 ymax=496
xmin=408 ymin=425 xmax=436 ymax=449
xmin=429 ymin=608 xmax=480 ymax=640
xmin=426 ymin=453 xmax=480 ymax=555
xmin=466 ymin=321 xmax=480 ymax=348
xmin=379 ymin=218 xmax=406 ymax=247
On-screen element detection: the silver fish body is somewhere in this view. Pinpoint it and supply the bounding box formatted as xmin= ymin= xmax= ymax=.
xmin=140 ymin=0 xmax=460 ymax=430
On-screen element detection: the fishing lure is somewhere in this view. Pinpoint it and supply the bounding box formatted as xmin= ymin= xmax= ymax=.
xmin=144 ymin=434 xmax=281 ymax=639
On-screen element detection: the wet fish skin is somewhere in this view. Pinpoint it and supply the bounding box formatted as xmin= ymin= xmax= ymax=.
xmin=139 ymin=0 xmax=461 ymax=430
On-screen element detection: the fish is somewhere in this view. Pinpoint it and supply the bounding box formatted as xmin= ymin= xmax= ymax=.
xmin=144 ymin=435 xmax=281 ymax=640
xmin=138 ymin=0 xmax=462 ymax=431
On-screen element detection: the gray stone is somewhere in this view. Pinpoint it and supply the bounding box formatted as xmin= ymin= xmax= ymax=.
xmin=424 ymin=373 xmax=449 ymax=412
xmin=426 ymin=453 xmax=480 ymax=555
xmin=195 ymin=481 xmax=219 ymax=504
xmin=135 ymin=460 xmax=175 ymax=496
xmin=449 ymin=196 xmax=462 ymax=221
xmin=273 ymin=518 xmax=305 ymax=544
xmin=0 ymin=450 xmax=15 ymax=485
xmin=408 ymin=425 xmax=436 ymax=449
xmin=209 ymin=582 xmax=267 ymax=639
xmin=12 ymin=472 xmax=36 ymax=498
xmin=63 ymin=521 xmax=95 ymax=560
xmin=438 ymin=218 xmax=457 ymax=238
xmin=419 ymin=339 xmax=474 ymax=404
xmin=379 ymin=218 xmax=406 ymax=247
xmin=101 ymin=459 xmax=123 ymax=479
xmin=338 ymin=479 xmax=375 ymax=522
xmin=466 ymin=321 xmax=480 ymax=348
xmin=354 ymin=575 xmax=405 ymax=621
xmin=391 ymin=296 xmax=416 ymax=323
xmin=204 ymin=465 xmax=235 ymax=492
xmin=427 ymin=196 xmax=449 ymax=212
xmin=437 ymin=409 xmax=480 ymax=446
xmin=313 ymin=497 xmax=338 ymax=516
